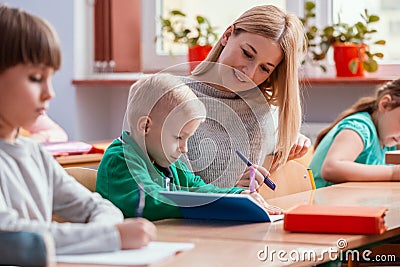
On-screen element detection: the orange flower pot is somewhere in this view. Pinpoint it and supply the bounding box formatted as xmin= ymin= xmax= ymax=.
xmin=333 ymin=42 xmax=366 ymax=77
xmin=188 ymin=45 xmax=212 ymax=71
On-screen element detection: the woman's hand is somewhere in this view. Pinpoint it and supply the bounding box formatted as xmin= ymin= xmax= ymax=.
xmin=241 ymin=190 xmax=283 ymax=215
xmin=235 ymin=165 xmax=269 ymax=190
xmin=287 ymin=133 xmax=311 ymax=161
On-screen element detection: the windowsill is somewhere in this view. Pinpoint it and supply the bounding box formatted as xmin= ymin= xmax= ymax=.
xmin=72 ymin=65 xmax=399 ymax=86
xmin=72 ymin=74 xmax=397 ymax=86
xmin=300 ymin=76 xmax=397 ymax=85
xmin=72 ymin=72 xmax=150 ymax=86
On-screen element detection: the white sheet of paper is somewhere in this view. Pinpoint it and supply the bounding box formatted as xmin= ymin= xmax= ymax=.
xmin=56 ymin=241 xmax=194 ymax=265
xmin=269 ymin=214 xmax=284 ymax=222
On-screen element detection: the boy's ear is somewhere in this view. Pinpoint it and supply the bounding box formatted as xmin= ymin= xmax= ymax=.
xmin=221 ymin=25 xmax=234 ymax=46
xmin=137 ymin=116 xmax=152 ymax=136
xmin=379 ymin=95 xmax=393 ymax=111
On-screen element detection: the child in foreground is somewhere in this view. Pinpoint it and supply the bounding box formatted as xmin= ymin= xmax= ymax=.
xmin=96 ymin=73 xmax=282 ymax=221
xmin=0 ymin=4 xmax=156 ymax=255
xmin=309 ymin=79 xmax=400 ymax=188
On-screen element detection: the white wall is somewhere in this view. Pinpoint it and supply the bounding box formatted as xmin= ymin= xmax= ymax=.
xmin=301 ymin=83 xmax=378 ymax=144
xmin=71 ymin=81 xmax=379 ymax=142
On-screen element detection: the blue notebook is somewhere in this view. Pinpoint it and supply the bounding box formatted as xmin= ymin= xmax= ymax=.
xmin=160 ymin=191 xmax=283 ymax=222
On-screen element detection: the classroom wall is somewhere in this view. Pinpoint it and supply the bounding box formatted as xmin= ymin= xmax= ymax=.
xmin=73 ymin=82 xmax=378 ymax=142
xmin=5 ymin=0 xmax=77 ymax=139
xmin=5 ymin=1 xmax=379 ymax=142
xmin=300 ymin=83 xmax=377 ymax=143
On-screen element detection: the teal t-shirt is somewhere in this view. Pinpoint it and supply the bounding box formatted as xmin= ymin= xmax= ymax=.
xmin=309 ymin=112 xmax=396 ymax=188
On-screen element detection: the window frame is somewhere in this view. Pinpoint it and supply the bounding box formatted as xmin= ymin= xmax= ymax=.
xmin=141 ymin=0 xmax=304 ymax=72
xmin=75 ymin=0 xmax=400 ymax=76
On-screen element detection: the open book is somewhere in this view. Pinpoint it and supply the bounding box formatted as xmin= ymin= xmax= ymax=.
xmin=57 ymin=241 xmax=194 ymax=265
xmin=160 ymin=191 xmax=283 ymax=222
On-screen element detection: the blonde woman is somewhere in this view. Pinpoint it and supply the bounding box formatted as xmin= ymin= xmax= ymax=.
xmin=183 ymin=5 xmax=310 ymax=189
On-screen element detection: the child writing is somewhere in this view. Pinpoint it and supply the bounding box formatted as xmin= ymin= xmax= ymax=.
xmin=309 ymin=79 xmax=400 ymax=188
xmin=0 ymin=4 xmax=156 ymax=255
xmin=96 ymin=73 xmax=282 ymax=221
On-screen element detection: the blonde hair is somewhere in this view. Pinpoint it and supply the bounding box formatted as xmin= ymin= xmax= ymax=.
xmin=127 ymin=73 xmax=206 ymax=132
xmin=0 ymin=4 xmax=61 ymax=73
xmin=315 ymin=79 xmax=400 ymax=149
xmin=192 ymin=5 xmax=306 ymax=169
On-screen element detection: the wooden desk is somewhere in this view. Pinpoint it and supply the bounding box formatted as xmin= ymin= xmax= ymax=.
xmin=385 ymin=150 xmax=400 ymax=164
xmin=57 ymin=240 xmax=336 ymax=267
xmin=55 ymin=153 xmax=103 ymax=168
xmin=58 ymin=183 xmax=400 ymax=266
xmin=334 ymin=181 xmax=400 ymax=189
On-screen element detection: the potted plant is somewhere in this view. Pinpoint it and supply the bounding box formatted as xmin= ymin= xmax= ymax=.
xmin=301 ymin=2 xmax=386 ymax=77
xmin=300 ymin=1 xmax=328 ymax=73
xmin=158 ymin=10 xmax=218 ymax=71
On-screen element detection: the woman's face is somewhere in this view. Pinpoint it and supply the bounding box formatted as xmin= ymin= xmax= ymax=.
xmin=216 ymin=26 xmax=283 ymax=92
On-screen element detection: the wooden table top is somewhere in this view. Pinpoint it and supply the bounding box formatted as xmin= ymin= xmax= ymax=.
xmin=58 ymin=182 xmax=400 ymax=267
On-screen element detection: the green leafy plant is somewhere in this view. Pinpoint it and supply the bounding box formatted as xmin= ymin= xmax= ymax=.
xmin=300 ymin=1 xmax=327 ymax=72
xmin=158 ymin=10 xmax=218 ymax=48
xmin=301 ymin=1 xmax=386 ymax=73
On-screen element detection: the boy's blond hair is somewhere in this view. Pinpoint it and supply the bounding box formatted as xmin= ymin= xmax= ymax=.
xmin=126 ymin=73 xmax=206 ymax=133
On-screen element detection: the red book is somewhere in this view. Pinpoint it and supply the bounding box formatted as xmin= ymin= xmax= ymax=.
xmin=284 ymin=205 xmax=387 ymax=235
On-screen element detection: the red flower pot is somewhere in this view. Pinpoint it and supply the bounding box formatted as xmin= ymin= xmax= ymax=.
xmin=188 ymin=45 xmax=212 ymax=71
xmin=333 ymin=42 xmax=366 ymax=77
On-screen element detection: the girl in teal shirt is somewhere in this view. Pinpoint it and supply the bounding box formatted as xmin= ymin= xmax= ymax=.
xmin=309 ymin=79 xmax=400 ymax=188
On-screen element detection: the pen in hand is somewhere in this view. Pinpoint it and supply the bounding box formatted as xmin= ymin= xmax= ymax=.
xmin=249 ymin=166 xmax=255 ymax=193
xmin=136 ymin=183 xmax=145 ymax=217
xmin=235 ymin=150 xmax=276 ymax=191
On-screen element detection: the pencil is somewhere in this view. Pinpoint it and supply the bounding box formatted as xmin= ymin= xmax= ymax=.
xmin=307 ymin=168 xmax=316 ymax=190
xmin=249 ymin=166 xmax=255 ymax=193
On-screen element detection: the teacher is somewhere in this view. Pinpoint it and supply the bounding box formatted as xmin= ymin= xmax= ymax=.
xmin=182 ymin=5 xmax=310 ymax=188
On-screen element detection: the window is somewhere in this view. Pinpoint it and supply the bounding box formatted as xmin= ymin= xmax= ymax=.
xmin=332 ymin=0 xmax=400 ymax=62
xmin=312 ymin=0 xmax=400 ymax=75
xmin=142 ymin=0 xmax=292 ymax=72
xmin=157 ymin=0 xmax=286 ymax=55
xmin=76 ymin=0 xmax=399 ymax=76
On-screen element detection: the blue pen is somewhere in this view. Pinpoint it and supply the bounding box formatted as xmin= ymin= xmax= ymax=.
xmin=235 ymin=150 xmax=276 ymax=191
xmin=136 ymin=183 xmax=145 ymax=217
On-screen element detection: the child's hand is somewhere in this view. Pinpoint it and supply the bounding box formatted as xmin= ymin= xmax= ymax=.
xmin=241 ymin=190 xmax=284 ymax=215
xmin=116 ymin=218 xmax=157 ymax=249
xmin=236 ymin=165 xmax=270 ymax=190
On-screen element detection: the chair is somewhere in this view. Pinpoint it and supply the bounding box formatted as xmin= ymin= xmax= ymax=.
xmin=294 ymin=146 xmax=314 ymax=168
xmin=259 ymin=160 xmax=314 ymax=200
xmin=64 ymin=167 xmax=97 ymax=192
